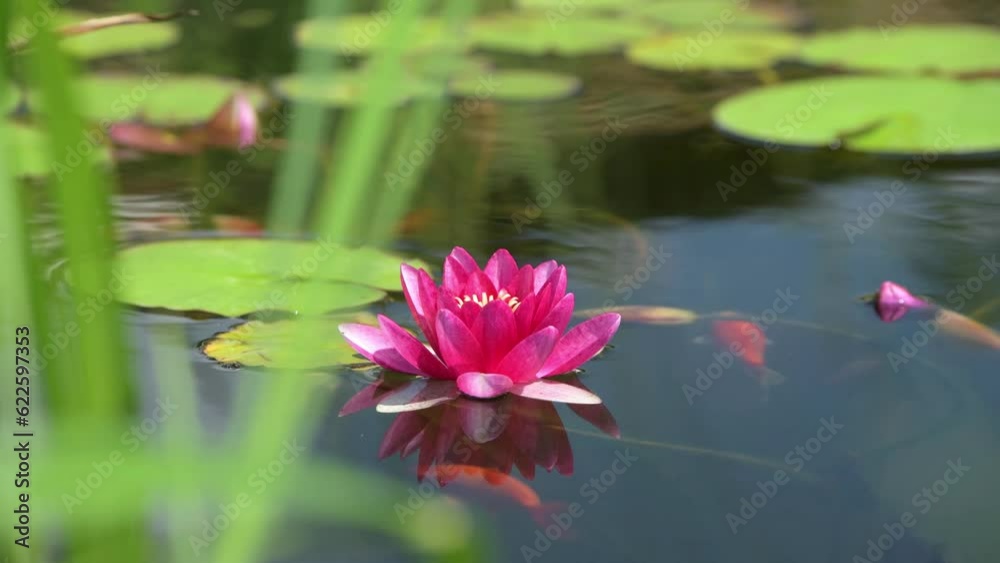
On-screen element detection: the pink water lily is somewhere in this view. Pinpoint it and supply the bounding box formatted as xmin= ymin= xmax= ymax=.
xmin=875 ymin=281 xmax=931 ymax=322
xmin=339 ymin=247 xmax=621 ymax=404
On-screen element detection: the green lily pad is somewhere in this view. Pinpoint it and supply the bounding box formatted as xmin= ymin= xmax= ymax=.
xmin=115 ymin=239 xmax=430 ymax=317
xmin=4 ymin=121 xmax=111 ymax=178
xmin=800 ymin=25 xmax=1000 ymax=76
xmin=46 ymin=74 xmax=268 ymax=125
xmin=627 ymin=31 xmax=800 ymax=71
xmin=273 ymin=69 xmax=442 ymax=107
xmin=630 ymin=1 xmax=796 ymax=29
xmin=58 ymin=11 xmax=180 ymax=60
xmin=712 ymin=76 xmax=1000 ymax=156
xmin=450 ymin=70 xmax=580 ymax=102
xmin=295 ymin=15 xmax=466 ymax=56
xmin=202 ymin=314 xmax=376 ymax=369
xmin=469 ymin=12 xmax=655 ymax=56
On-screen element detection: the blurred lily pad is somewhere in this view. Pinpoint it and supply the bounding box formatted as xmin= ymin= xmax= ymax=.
xmin=295 ymin=15 xmax=466 ymax=55
xmin=576 ymin=305 xmax=698 ymax=325
xmin=115 ymin=239 xmax=429 ymax=317
xmin=470 ymin=13 xmax=655 ymax=56
xmin=46 ymin=74 xmax=268 ymax=125
xmin=2 ymin=82 xmax=19 ymax=113
xmin=4 ymin=121 xmax=111 ymax=178
xmin=630 ymin=1 xmax=796 ymax=29
xmin=202 ymin=314 xmax=376 ymax=369
xmin=58 ymin=11 xmax=181 ymax=59
xmin=800 ymin=25 xmax=1000 ymax=76
xmin=274 ymin=69 xmax=442 ymax=107
xmin=450 ymin=70 xmax=580 ymax=102
xmin=627 ymin=31 xmax=800 ymax=71
xmin=712 ymin=76 xmax=1000 ymax=156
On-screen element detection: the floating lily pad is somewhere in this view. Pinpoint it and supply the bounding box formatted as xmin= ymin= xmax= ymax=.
xmin=273 ymin=69 xmax=442 ymax=107
xmin=800 ymin=25 xmax=1000 ymax=76
xmin=58 ymin=11 xmax=181 ymax=59
xmin=404 ymin=54 xmax=494 ymax=82
xmin=40 ymin=74 xmax=268 ymax=125
xmin=630 ymin=1 xmax=796 ymax=29
xmin=712 ymin=76 xmax=1000 ymax=156
xmin=4 ymin=121 xmax=111 ymax=178
xmin=576 ymin=305 xmax=699 ymax=325
xmin=450 ymin=70 xmax=580 ymax=102
xmin=202 ymin=314 xmax=376 ymax=369
xmin=115 ymin=239 xmax=429 ymax=317
xmin=295 ymin=15 xmax=466 ymax=56
xmin=627 ymin=31 xmax=800 ymax=71
xmin=469 ymin=13 xmax=655 ymax=56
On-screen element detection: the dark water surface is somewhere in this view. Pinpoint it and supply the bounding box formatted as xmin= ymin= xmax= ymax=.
xmin=56 ymin=0 xmax=1000 ymax=561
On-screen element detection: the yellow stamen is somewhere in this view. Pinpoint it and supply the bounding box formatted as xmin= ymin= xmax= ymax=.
xmin=454 ymin=289 xmax=522 ymax=311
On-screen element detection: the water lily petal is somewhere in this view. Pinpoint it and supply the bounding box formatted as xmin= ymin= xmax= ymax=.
xmin=511 ymin=379 xmax=602 ymax=404
xmin=457 ymin=372 xmax=514 ymax=399
xmin=449 ymin=246 xmax=480 ymax=273
xmin=377 ymin=315 xmax=452 ymax=379
xmin=401 ymin=264 xmax=440 ymax=348
xmin=534 ymin=266 xmax=567 ymax=324
xmin=435 ymin=308 xmax=485 ymax=374
xmin=485 ymin=248 xmax=519 ymax=288
xmin=537 ymin=292 xmax=575 ymax=334
xmin=513 ymin=292 xmax=538 ymax=338
xmin=442 ymin=247 xmax=479 ymax=292
xmin=495 ymin=326 xmax=560 ymax=382
xmin=473 ymin=299 xmax=518 ymax=369
xmin=537 ymin=313 xmax=621 ymax=378
xmin=460 ymin=270 xmax=498 ymax=302
xmin=338 ymin=323 xmax=419 ymax=374
xmin=533 ymin=260 xmax=558 ymax=293
xmin=376 ymin=379 xmax=459 ymax=413
xmin=875 ymin=280 xmax=931 ymax=322
xmin=506 ymin=264 xmax=535 ymax=297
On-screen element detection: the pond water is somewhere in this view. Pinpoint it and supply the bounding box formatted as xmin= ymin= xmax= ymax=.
xmin=38 ymin=1 xmax=1000 ymax=562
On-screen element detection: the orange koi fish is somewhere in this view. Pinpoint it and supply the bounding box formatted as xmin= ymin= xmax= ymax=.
xmin=432 ymin=464 xmax=566 ymax=528
xmin=712 ymin=320 xmax=785 ymax=400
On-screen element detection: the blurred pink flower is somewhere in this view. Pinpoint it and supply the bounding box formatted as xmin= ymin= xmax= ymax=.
xmin=339 ymin=247 xmax=621 ymax=405
xmin=875 ymin=281 xmax=931 ymax=322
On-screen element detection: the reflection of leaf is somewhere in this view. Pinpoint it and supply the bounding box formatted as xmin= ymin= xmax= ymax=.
xmin=801 ymin=25 xmax=1000 ymax=76
xmin=202 ymin=314 xmax=375 ymax=369
xmin=114 ymin=239 xmax=429 ymax=317
xmin=450 ymin=70 xmax=581 ymax=102
xmin=713 ymin=76 xmax=1000 ymax=156
xmin=576 ymin=305 xmax=698 ymax=325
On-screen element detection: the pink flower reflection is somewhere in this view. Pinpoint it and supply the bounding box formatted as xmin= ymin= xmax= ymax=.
xmin=340 ymin=374 xmax=620 ymax=484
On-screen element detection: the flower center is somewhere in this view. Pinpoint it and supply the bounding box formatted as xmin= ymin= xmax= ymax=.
xmin=454 ymin=289 xmax=522 ymax=311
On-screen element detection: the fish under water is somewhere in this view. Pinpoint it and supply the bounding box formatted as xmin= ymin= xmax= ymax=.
xmin=709 ymin=320 xmax=786 ymax=402
xmin=431 ymin=464 xmax=569 ymax=529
